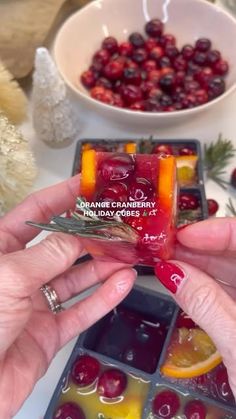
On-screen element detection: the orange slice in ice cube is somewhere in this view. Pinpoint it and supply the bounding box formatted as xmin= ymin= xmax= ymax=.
xmin=80 ymin=149 xmax=97 ymax=199
xmin=161 ymin=328 xmax=222 ymax=378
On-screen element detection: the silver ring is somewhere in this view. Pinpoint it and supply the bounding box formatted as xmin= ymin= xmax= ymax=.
xmin=40 ymin=284 xmax=64 ymax=314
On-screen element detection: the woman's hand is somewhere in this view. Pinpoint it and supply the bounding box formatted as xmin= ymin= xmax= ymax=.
xmin=0 ymin=175 xmax=136 ymax=419
xmin=155 ymin=218 xmax=236 ymax=399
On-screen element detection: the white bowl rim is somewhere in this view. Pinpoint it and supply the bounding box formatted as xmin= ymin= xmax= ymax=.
xmin=54 ymin=0 xmax=236 ymax=119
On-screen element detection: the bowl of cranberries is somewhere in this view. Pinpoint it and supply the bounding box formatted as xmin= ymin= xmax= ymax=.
xmin=54 ymin=0 xmax=236 ymax=127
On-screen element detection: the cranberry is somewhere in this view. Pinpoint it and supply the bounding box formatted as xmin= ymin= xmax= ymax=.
xmin=150 ymin=46 xmax=164 ymax=61
xmin=178 ymin=146 xmax=195 ymax=156
xmin=175 ymin=71 xmax=186 ymax=86
xmin=176 ymin=311 xmax=197 ymax=328
xmin=140 ymin=80 xmax=156 ymax=97
xmin=91 ymin=86 xmax=107 ymax=101
xmin=142 ymin=59 xmax=157 ymax=72
xmin=160 ymin=67 xmax=174 ymax=77
xmin=119 ymin=41 xmax=133 ymax=57
xmin=195 ymin=89 xmax=208 ymax=104
xmin=152 ymin=390 xmax=180 ymax=418
xmin=159 ymin=94 xmax=173 ymax=108
xmin=71 ymin=355 xmax=100 ymax=387
xmin=165 ymin=105 xmax=175 ymax=112
xmin=148 ymin=87 xmax=162 ymax=100
xmin=96 ymin=77 xmax=113 ymax=89
xmin=184 ymin=400 xmax=207 ymax=419
xmin=123 ymin=68 xmax=142 ymax=85
xmin=129 ymin=101 xmax=145 ymax=111
xmin=103 ymin=60 xmax=124 ymax=80
xmin=148 ymin=69 xmax=161 ymax=84
xmin=159 ymin=73 xmax=176 ymax=93
xmin=152 ymin=144 xmax=173 ymax=155
xmin=121 ymin=84 xmax=143 ymax=105
xmin=99 ymin=89 xmax=115 ymax=105
xmin=53 ymin=403 xmax=85 ymax=419
xmin=81 ymin=70 xmax=97 ymax=89
xmin=182 ymin=93 xmax=198 ymax=108
xmin=128 ymin=178 xmax=154 ymax=201
xmin=90 ymin=60 xmax=103 ymax=73
xmin=173 ymin=55 xmax=187 ymax=71
xmin=165 ymin=44 xmax=179 ymax=60
xmin=114 ymin=79 xmax=122 ymax=93
xmin=207 ymin=198 xmax=219 ymax=216
xmin=196 ymin=38 xmax=211 ymax=52
xmin=145 ymin=98 xmax=161 ymax=112
xmin=99 ymin=153 xmax=135 ymax=182
xmin=132 ymin=47 xmax=148 ymax=64
xmin=145 ymin=18 xmax=163 ymax=37
xmin=184 ymin=80 xmax=200 ymax=93
xmin=214 ymin=59 xmax=229 ymax=76
xmin=230 ymin=168 xmax=236 ymax=188
xmin=159 ymin=34 xmax=176 ymax=47
xmin=187 ymin=61 xmax=201 ymax=75
xmin=193 ymin=51 xmax=207 ymax=66
xmin=159 ymin=56 xmax=172 ymax=68
xmin=97 ymin=368 xmax=127 ymax=398
xmin=113 ymin=93 xmax=124 ymax=107
xmin=207 ymin=50 xmax=221 ymax=66
xmin=181 ymin=45 xmax=195 ymax=60
xmin=216 ymin=366 xmax=234 ymax=402
xmin=129 ymin=32 xmax=145 ymax=48
xmin=145 ymin=37 xmax=157 ymax=51
xmin=98 ymin=182 xmax=128 ymax=203
xmin=208 ymin=76 xmax=225 ymax=99
xmin=179 ymin=193 xmax=199 ymax=210
xmin=125 ymin=58 xmax=139 ymax=70
xmin=195 ymin=67 xmax=213 ymax=86
xmin=102 ymin=36 xmax=118 ymax=54
xmin=93 ymin=49 xmax=110 ymax=65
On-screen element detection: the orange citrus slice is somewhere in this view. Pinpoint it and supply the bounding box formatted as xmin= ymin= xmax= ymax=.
xmin=158 ymin=154 xmax=176 ymax=211
xmin=161 ymin=328 xmax=222 ymax=379
xmin=176 ymin=155 xmax=198 ymax=186
xmin=124 ymin=142 xmax=137 ymax=153
xmin=80 ymin=149 xmax=97 ymax=199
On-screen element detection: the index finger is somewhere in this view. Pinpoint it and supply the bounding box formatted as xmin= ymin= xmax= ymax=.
xmin=0 ymin=175 xmax=80 ymax=251
xmin=177 ymin=218 xmax=236 ymax=255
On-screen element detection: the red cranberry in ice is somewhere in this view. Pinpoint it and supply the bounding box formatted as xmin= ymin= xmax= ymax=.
xmin=71 ymin=355 xmax=100 ymax=387
xmin=178 ymin=146 xmax=195 ymax=156
xmin=173 ymin=55 xmax=187 ymax=71
xmin=176 ymin=311 xmax=197 ymax=328
xmin=195 ymin=38 xmax=211 ymax=52
xmin=103 ymin=60 xmax=124 ymax=80
xmin=184 ymin=400 xmax=207 ymax=419
xmin=145 ymin=18 xmax=164 ymax=37
xmin=181 ymin=45 xmax=195 ymax=60
xmin=216 ymin=366 xmax=234 ymax=402
xmin=102 ymin=36 xmax=118 ymax=54
xmin=165 ymin=44 xmax=179 ymax=60
xmin=150 ymin=46 xmax=164 ymax=62
xmin=129 ymin=32 xmax=145 ymax=48
xmin=195 ymin=67 xmax=213 ymax=86
xmin=195 ymin=89 xmax=208 ymax=104
xmin=214 ymin=59 xmax=229 ymax=76
xmin=96 ymin=77 xmax=113 ymax=89
xmin=179 ymin=193 xmax=199 ymax=210
xmin=193 ymin=51 xmax=207 ymax=66
xmin=207 ymin=199 xmax=219 ymax=216
xmin=159 ymin=56 xmax=172 ymax=68
xmin=81 ymin=70 xmax=97 ymax=89
xmin=230 ymin=168 xmax=236 ymax=188
xmin=93 ymin=49 xmax=110 ymax=65
xmin=129 ymin=178 xmax=154 ymax=201
xmin=159 ymin=34 xmax=176 ymax=47
xmin=145 ymin=37 xmax=157 ymax=51
xmin=129 ymin=101 xmax=145 ymax=111
xmin=99 ymin=153 xmax=135 ymax=182
xmin=207 ymin=50 xmax=221 ymax=66
xmin=119 ymin=41 xmax=134 ymax=57
xmin=53 ymin=403 xmax=85 ymax=419
xmin=208 ymin=76 xmax=225 ymax=99
xmin=152 ymin=144 xmax=173 ymax=155
xmin=123 ymin=67 xmax=142 ymax=85
xmin=132 ymin=47 xmax=148 ymax=64
xmin=148 ymin=69 xmax=161 ymax=84
xmin=98 ymin=182 xmax=128 ymax=203
xmin=121 ymin=84 xmax=143 ymax=105
xmin=152 ymin=390 xmax=180 ymax=418
xmin=97 ymin=369 xmax=127 ymax=398
xmin=142 ymin=59 xmax=157 ymax=72
xmin=159 ymin=73 xmax=177 ymax=93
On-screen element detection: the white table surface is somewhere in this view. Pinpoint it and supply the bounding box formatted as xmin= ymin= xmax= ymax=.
xmin=13 ymin=87 xmax=236 ymax=419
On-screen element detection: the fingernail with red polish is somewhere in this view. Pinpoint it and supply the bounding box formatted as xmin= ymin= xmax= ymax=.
xmin=154 ymin=261 xmax=186 ymax=294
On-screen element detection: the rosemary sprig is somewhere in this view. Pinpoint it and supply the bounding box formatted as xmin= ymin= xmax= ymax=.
xmin=226 ymin=198 xmax=236 ymax=217
xmin=204 ymin=134 xmax=236 ymax=190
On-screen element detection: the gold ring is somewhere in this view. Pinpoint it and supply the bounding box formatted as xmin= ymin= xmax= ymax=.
xmin=40 ymin=284 xmax=64 ymax=314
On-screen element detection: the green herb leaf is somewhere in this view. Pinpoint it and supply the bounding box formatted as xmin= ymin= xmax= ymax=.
xmin=226 ymin=198 xmax=236 ymax=217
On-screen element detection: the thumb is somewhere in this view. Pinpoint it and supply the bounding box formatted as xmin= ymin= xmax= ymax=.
xmin=155 ymin=260 xmax=236 ymax=397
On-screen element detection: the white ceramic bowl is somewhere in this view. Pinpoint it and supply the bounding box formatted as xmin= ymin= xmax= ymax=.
xmin=54 ymin=0 xmax=236 ymax=128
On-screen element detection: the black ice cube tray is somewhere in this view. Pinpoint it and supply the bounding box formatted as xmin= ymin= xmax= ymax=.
xmin=44 ymin=286 xmax=236 ymax=419
xmin=71 ymin=138 xmax=208 ymax=275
